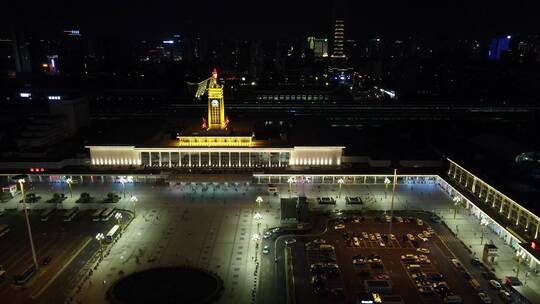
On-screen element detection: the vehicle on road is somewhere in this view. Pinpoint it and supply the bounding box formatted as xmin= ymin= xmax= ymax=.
xmin=14 ymin=265 xmax=36 ymax=285
xmin=284 ymin=238 xmax=296 ymax=245
xmin=0 ymin=224 xmax=10 ymax=238
xmin=334 ymin=224 xmax=345 ymax=230
xmin=105 ymin=225 xmax=121 ymax=243
xmin=451 ymin=258 xmax=463 ymax=268
xmin=262 ymin=245 xmax=270 ymax=254
xmin=471 ymin=257 xmax=481 ymax=265
xmin=417 ymin=247 xmax=430 ymax=254
xmin=417 ymin=233 xmax=428 ymax=242
xmin=42 ymin=256 xmax=52 ymax=266
xmin=263 ymin=231 xmax=272 ymax=239
xmin=375 ymin=233 xmax=381 ymax=240
xmin=489 ymin=279 xmax=501 ymax=290
xmin=498 ymin=290 xmax=512 ymax=303
xmin=478 ymin=292 xmax=492 ymax=303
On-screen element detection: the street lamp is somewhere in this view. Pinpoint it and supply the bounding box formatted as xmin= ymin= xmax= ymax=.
xmin=254 ymin=212 xmax=263 ymax=234
xmin=115 ymin=212 xmax=123 ymax=226
xmin=252 ymin=233 xmax=261 ymax=250
xmin=337 ymin=178 xmax=345 ymax=198
xmin=256 ymin=196 xmax=263 ymax=208
xmin=287 ymin=177 xmax=295 ymax=198
xmin=13 ymin=176 xmax=39 ymax=270
xmin=119 ymin=177 xmax=127 ymax=198
xmin=130 ymin=195 xmax=138 ymax=216
xmin=95 ymin=233 xmax=105 ymax=259
xmin=480 ymin=218 xmax=489 ymax=245
xmin=388 ymin=169 xmax=398 ymax=236
xmin=66 ymin=177 xmax=73 ymax=198
xmin=453 ymin=196 xmax=462 ymax=219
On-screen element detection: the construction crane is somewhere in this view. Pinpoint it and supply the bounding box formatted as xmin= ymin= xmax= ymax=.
xmin=188 ymin=68 xmax=220 ymax=99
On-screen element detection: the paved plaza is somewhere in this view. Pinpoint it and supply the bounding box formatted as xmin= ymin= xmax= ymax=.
xmin=1 ymin=178 xmax=539 ymax=303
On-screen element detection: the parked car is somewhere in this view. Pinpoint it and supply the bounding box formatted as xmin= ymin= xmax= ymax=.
xmin=262 ymin=245 xmax=270 ymax=255
xmin=478 ymin=292 xmax=492 ymax=303
xmin=489 ymin=279 xmax=502 ymax=290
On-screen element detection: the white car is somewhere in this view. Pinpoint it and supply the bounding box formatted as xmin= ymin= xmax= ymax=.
xmin=285 ymin=238 xmax=297 ymax=245
xmin=416 ymin=248 xmax=430 ymax=254
xmin=489 ymin=279 xmax=501 ymax=290
xmin=263 ymin=231 xmax=272 ymax=239
xmin=262 ymin=245 xmax=270 ymax=255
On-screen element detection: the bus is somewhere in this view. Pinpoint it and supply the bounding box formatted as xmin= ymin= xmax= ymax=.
xmin=40 ymin=208 xmax=55 ymax=222
xmin=101 ymin=208 xmax=116 ymax=222
xmin=0 ymin=224 xmax=9 ymax=238
xmin=63 ymin=207 xmax=79 ymax=222
xmin=14 ymin=265 xmax=36 ymax=285
xmin=92 ymin=208 xmax=107 ymax=222
xmin=105 ymin=224 xmax=121 ymax=243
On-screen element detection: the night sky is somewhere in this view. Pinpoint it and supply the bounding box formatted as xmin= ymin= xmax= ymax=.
xmin=4 ymin=0 xmax=538 ymax=39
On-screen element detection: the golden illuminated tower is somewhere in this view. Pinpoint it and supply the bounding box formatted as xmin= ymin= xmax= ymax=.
xmin=207 ymin=68 xmax=226 ymax=130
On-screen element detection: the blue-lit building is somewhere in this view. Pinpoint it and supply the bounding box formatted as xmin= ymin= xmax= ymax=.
xmin=488 ymin=35 xmax=512 ymax=61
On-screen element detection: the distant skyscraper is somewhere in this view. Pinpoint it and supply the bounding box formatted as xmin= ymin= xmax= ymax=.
xmin=330 ymin=0 xmax=347 ymax=59
xmin=307 ymin=37 xmax=328 ymax=58
xmin=488 ymin=35 xmax=511 ymax=61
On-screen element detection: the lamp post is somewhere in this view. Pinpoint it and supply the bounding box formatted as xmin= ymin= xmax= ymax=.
xmin=388 ymin=169 xmax=398 ymax=236
xmin=130 ymin=195 xmax=138 ymax=216
xmin=119 ymin=177 xmax=127 ymax=198
xmin=256 ymin=196 xmax=263 ymax=208
xmin=95 ymin=233 xmax=105 ymax=259
xmin=13 ymin=176 xmax=39 ymax=270
xmin=384 ymin=177 xmax=391 ymax=199
xmin=252 ymin=233 xmax=261 ymax=250
xmin=254 ymin=212 xmax=263 ymax=234
xmin=337 ymin=178 xmax=345 ymax=198
xmin=453 ymin=196 xmax=462 ymax=219
xmin=66 ymin=177 xmax=73 ymax=198
xmin=287 ymin=177 xmax=295 ymax=198
xmin=480 ymin=218 xmax=489 ymax=245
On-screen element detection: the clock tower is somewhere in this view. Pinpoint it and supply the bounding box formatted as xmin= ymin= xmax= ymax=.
xmin=207 ymin=68 xmax=226 ymax=130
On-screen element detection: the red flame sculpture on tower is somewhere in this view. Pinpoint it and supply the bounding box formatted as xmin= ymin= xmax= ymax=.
xmin=212 ymin=68 xmax=218 ymax=80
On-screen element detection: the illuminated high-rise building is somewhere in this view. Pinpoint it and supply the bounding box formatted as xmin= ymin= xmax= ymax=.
xmin=330 ymin=0 xmax=347 ymax=59
xmin=307 ymin=37 xmax=328 ymax=58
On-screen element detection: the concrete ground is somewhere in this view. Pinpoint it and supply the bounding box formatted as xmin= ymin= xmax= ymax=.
xmin=0 ymin=179 xmax=537 ymax=303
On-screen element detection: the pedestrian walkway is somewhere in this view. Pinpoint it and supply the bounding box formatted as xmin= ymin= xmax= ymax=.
xmin=442 ymin=208 xmax=540 ymax=303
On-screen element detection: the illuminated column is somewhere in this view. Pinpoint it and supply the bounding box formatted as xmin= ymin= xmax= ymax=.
xmin=179 ymin=151 xmax=182 ymax=167
xmin=239 ymin=152 xmax=241 ymax=167
xmin=189 ymin=152 xmax=192 ymax=167
xmin=499 ymin=199 xmax=504 ymax=213
xmin=169 ymin=152 xmax=172 ymax=167
xmin=526 ymin=215 xmax=530 ymax=230
xmin=219 ymin=152 xmax=221 ymax=167
xmin=158 ymin=152 xmax=162 ymax=167
xmin=471 ymin=178 xmax=477 ymax=193
xmin=268 ymin=152 xmax=271 ymax=167
xmin=536 ymin=221 xmax=539 ymax=239
xmin=199 ymin=152 xmax=201 ymax=167
xmin=229 ymin=152 xmax=231 ymax=167
xmin=249 ymin=152 xmax=252 ymax=167
xmin=516 ymin=209 xmax=520 ymax=226
xmin=209 ymin=152 xmax=212 ymax=166
xmin=364 ymin=176 xmax=367 ymax=184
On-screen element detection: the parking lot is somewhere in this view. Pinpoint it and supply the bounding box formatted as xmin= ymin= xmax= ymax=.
xmin=296 ymin=211 xmax=495 ymax=304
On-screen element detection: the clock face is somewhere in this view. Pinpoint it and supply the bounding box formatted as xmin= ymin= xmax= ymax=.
xmin=211 ymin=99 xmax=219 ymax=107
